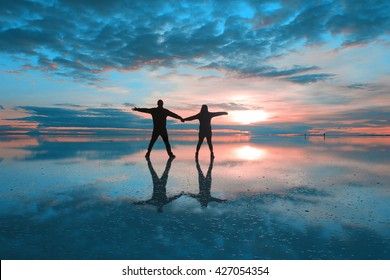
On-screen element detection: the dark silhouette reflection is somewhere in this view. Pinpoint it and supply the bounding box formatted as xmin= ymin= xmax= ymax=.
xmin=133 ymin=100 xmax=183 ymax=158
xmin=183 ymin=105 xmax=228 ymax=158
xmin=134 ymin=157 xmax=182 ymax=213
xmin=186 ymin=157 xmax=226 ymax=208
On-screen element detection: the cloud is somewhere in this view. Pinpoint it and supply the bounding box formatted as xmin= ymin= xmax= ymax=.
xmin=14 ymin=106 xmax=151 ymax=129
xmin=0 ymin=0 xmax=389 ymax=82
xmin=346 ymin=83 xmax=382 ymax=91
xmin=53 ymin=103 xmax=82 ymax=108
xmin=323 ymin=106 xmax=390 ymax=124
xmin=96 ymin=86 xmax=130 ymax=95
xmin=202 ymin=102 xmax=263 ymax=111
xmin=274 ymin=2 xmax=336 ymax=46
xmin=212 ymin=64 xmax=322 ymax=79
xmin=327 ymin=0 xmax=390 ymax=46
xmin=296 ymin=105 xmax=390 ymax=135
xmin=261 ymin=66 xmax=319 ymax=77
xmin=8 ymin=105 xmax=191 ymax=133
xmin=283 ymin=73 xmax=336 ymax=84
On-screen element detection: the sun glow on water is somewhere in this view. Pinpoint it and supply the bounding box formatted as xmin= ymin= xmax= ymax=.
xmin=234 ymin=145 xmax=267 ymax=161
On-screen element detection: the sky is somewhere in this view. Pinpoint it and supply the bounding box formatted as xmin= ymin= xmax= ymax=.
xmin=1 ymin=0 xmax=390 ymax=135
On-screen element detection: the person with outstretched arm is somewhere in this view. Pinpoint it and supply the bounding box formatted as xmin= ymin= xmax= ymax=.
xmin=183 ymin=105 xmax=228 ymax=158
xmin=133 ymin=99 xmax=183 ymax=158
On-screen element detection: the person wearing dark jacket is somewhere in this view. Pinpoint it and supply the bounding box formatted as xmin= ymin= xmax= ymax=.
xmin=133 ymin=99 xmax=183 ymax=158
xmin=184 ymin=105 xmax=228 ymax=158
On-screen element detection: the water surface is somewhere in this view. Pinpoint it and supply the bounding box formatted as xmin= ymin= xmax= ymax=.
xmin=1 ymin=135 xmax=389 ymax=259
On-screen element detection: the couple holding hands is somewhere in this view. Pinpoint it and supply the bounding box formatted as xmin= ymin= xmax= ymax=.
xmin=133 ymin=99 xmax=228 ymax=158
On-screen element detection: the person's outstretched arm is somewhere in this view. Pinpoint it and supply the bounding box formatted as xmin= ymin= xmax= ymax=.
xmin=210 ymin=111 xmax=228 ymax=118
xmin=134 ymin=198 xmax=154 ymax=205
xmin=166 ymin=109 xmax=183 ymax=122
xmin=210 ymin=197 xmax=227 ymax=203
xmin=183 ymin=192 xmax=199 ymax=199
xmin=183 ymin=113 xmax=200 ymax=122
xmin=132 ymin=107 xmax=152 ymax=114
xmin=164 ymin=193 xmax=184 ymax=205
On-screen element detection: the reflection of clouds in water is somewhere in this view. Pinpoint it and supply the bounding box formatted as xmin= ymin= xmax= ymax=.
xmin=0 ymin=135 xmax=149 ymax=161
xmin=92 ymin=175 xmax=129 ymax=184
xmin=21 ymin=139 xmax=142 ymax=161
xmin=256 ymin=185 xmax=390 ymax=238
xmin=287 ymin=186 xmax=330 ymax=197
xmin=1 ymin=185 xmax=389 ymax=260
xmin=1 ymin=136 xmax=390 ymax=259
xmin=0 ymin=136 xmax=39 ymax=159
xmin=248 ymin=186 xmax=330 ymax=205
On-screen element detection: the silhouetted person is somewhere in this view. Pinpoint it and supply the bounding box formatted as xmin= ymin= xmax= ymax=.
xmin=186 ymin=157 xmax=226 ymax=208
xmin=133 ymin=100 xmax=183 ymax=158
xmin=134 ymin=157 xmax=182 ymax=213
xmin=184 ymin=105 xmax=228 ymax=158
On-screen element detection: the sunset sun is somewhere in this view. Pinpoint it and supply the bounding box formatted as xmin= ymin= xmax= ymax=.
xmin=231 ymin=110 xmax=270 ymax=125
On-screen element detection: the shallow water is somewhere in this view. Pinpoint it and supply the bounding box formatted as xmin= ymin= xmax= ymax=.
xmin=1 ymin=134 xmax=389 ymax=259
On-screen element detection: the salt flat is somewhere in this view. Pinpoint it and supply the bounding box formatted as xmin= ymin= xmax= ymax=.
xmin=1 ymin=135 xmax=389 ymax=259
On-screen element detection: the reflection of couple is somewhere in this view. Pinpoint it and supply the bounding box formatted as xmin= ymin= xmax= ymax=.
xmin=190 ymin=157 xmax=226 ymax=208
xmin=133 ymin=100 xmax=228 ymax=158
xmin=134 ymin=157 xmax=181 ymax=213
xmin=134 ymin=157 xmax=226 ymax=212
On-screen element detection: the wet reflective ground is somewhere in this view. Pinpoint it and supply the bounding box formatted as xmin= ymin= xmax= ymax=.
xmin=1 ymin=135 xmax=389 ymax=259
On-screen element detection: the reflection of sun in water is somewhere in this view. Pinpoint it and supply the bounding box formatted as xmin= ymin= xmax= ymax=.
xmin=234 ymin=146 xmax=266 ymax=161
xmin=231 ymin=110 xmax=269 ymax=124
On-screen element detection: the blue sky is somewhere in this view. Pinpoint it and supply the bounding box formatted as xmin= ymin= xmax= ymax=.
xmin=1 ymin=0 xmax=390 ymax=135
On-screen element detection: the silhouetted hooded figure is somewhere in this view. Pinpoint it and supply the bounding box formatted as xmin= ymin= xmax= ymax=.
xmin=133 ymin=100 xmax=183 ymax=158
xmin=134 ymin=157 xmax=182 ymax=213
xmin=186 ymin=157 xmax=226 ymax=208
xmin=184 ymin=105 xmax=228 ymax=158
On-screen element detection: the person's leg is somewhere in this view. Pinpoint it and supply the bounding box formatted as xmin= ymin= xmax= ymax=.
xmin=196 ymin=133 xmax=205 ymax=157
xmin=146 ymin=131 xmax=159 ymax=157
xmin=206 ymin=133 xmax=214 ymax=158
xmin=161 ymin=129 xmax=174 ymax=157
